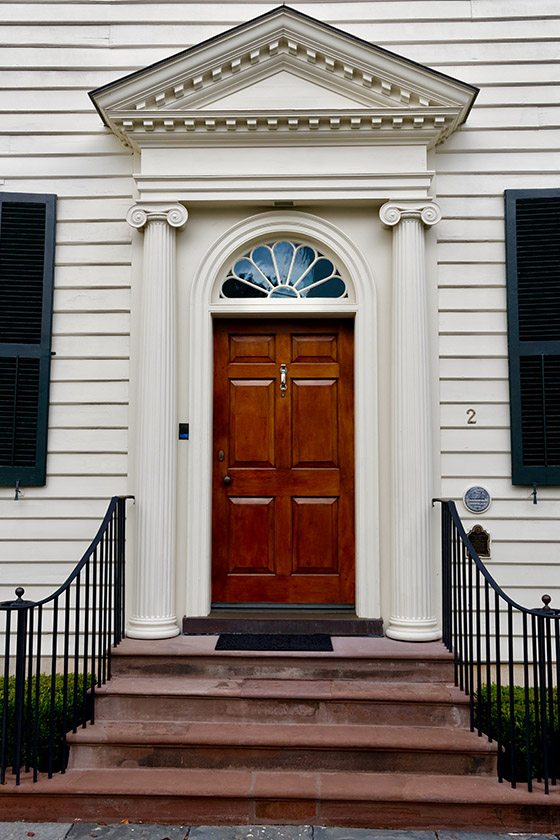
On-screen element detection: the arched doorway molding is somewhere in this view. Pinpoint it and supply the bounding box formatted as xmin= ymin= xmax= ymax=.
xmin=185 ymin=210 xmax=380 ymax=618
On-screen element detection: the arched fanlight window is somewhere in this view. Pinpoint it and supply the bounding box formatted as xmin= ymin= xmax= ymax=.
xmin=220 ymin=241 xmax=347 ymax=299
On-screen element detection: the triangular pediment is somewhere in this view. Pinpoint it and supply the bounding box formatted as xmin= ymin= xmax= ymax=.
xmin=198 ymin=70 xmax=374 ymax=112
xmin=90 ymin=5 xmax=478 ymax=150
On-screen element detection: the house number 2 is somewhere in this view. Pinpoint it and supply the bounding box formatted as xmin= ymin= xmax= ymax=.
xmin=466 ymin=408 xmax=477 ymax=425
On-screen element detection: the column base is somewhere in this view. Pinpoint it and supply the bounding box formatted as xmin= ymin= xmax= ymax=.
xmin=385 ymin=616 xmax=442 ymax=642
xmin=126 ymin=616 xmax=180 ymax=639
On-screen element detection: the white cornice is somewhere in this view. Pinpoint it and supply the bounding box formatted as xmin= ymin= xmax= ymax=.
xmin=112 ymin=108 xmax=458 ymax=149
xmin=90 ymin=7 xmax=477 ymax=154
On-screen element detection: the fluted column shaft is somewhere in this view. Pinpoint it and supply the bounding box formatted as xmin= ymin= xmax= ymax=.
xmin=380 ymin=200 xmax=442 ymax=641
xmin=125 ymin=203 xmax=188 ymax=639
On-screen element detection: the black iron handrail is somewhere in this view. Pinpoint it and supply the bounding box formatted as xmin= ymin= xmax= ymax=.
xmin=435 ymin=498 xmax=560 ymax=793
xmin=0 ymin=495 xmax=133 ymax=785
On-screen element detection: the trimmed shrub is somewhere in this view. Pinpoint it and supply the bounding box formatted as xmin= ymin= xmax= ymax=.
xmin=476 ymin=683 xmax=559 ymax=782
xmin=0 ymin=673 xmax=92 ymax=774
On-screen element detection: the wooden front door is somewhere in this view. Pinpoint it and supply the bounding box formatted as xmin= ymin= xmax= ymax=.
xmin=212 ymin=319 xmax=355 ymax=605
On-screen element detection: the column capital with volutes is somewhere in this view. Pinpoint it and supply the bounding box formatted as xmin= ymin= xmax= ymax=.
xmin=126 ymin=202 xmax=188 ymax=230
xmin=379 ymin=200 xmax=442 ymax=228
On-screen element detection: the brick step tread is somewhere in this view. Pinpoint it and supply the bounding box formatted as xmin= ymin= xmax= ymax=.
xmin=112 ymin=636 xmax=454 ymax=662
xmin=95 ymin=676 xmax=469 ymax=704
xmin=1 ymin=767 xmax=553 ymax=805
xmin=67 ymin=720 xmax=495 ymax=753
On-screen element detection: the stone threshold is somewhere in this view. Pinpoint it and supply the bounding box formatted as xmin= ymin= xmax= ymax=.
xmin=182 ymin=612 xmax=383 ymax=637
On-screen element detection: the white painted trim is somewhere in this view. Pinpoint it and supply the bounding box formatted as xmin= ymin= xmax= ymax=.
xmin=186 ymin=210 xmax=379 ymax=619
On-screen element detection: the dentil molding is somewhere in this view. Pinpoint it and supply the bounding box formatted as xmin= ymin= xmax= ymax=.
xmin=90 ymin=7 xmax=478 ymax=152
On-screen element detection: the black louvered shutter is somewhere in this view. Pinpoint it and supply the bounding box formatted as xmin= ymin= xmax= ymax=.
xmin=0 ymin=193 xmax=56 ymax=486
xmin=506 ymin=189 xmax=560 ymax=485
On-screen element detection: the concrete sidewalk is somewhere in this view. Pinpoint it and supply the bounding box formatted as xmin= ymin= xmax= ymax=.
xmin=0 ymin=827 xmax=558 ymax=840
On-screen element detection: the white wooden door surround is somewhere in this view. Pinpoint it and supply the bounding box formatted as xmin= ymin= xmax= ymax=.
xmin=90 ymin=6 xmax=478 ymax=640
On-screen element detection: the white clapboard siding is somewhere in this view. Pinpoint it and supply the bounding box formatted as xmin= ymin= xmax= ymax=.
xmin=441 ymin=381 xmax=509 ymax=404
xmin=438 ymin=263 xmax=506 ymax=286
xmin=55 ymin=265 xmax=131 ymax=288
xmin=48 ymin=429 xmax=128 ymax=453
xmin=439 ymin=312 xmax=507 ymax=334
xmin=442 ymin=453 xmax=512 ymax=478
xmin=50 ymin=381 xmax=128 ymax=404
xmin=54 ymin=244 xmax=131 ymax=266
xmin=0 ymin=541 xmax=95 ymax=562
xmin=52 ymin=313 xmax=129 ymax=336
xmin=437 ymin=64 xmax=560 ymax=85
xmin=439 ymin=288 xmax=506 ymax=310
xmin=0 ymin=477 xmax=129 ymax=502
xmin=51 ymin=335 xmax=130 ymax=358
xmin=0 ymin=3 xmax=473 ymax=24
xmin=56 ymin=221 xmax=132 ymax=244
xmin=437 ymin=220 xmax=505 ymax=242
xmin=53 ymin=288 xmax=131 ymax=312
xmin=50 ymin=359 xmax=129 ymax=381
xmin=439 ymin=335 xmax=508 ymax=357
xmin=441 ymin=429 xmax=510 ymax=453
xmin=440 ymin=404 xmax=511 ymax=429
xmin=48 ymin=404 xmax=129 ymax=429
xmin=56 ymin=198 xmax=134 ymax=223
xmin=0 ymin=499 xmax=113 ymax=519
xmin=1 ymin=0 xmax=559 ymax=651
xmin=463 ymin=499 xmax=560 ymax=519
xmin=440 ymin=478 xmax=560 ymax=502
xmin=46 ymin=453 xmax=128 ymax=475
xmin=463 ymin=519 xmax=560 ymax=544
xmin=440 ymin=358 xmax=509 ymax=379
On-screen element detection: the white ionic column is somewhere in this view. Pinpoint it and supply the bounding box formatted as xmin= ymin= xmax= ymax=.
xmin=125 ymin=203 xmax=188 ymax=639
xmin=380 ymin=200 xmax=442 ymax=642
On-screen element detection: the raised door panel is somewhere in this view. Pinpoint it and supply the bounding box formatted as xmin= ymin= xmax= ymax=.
xmin=291 ymin=379 xmax=338 ymax=467
xmin=227 ymin=497 xmax=275 ymax=575
xmin=292 ymin=497 xmax=339 ymax=574
xmin=291 ymin=334 xmax=338 ymax=363
xmin=229 ymin=334 xmax=276 ymax=364
xmin=228 ymin=379 xmax=275 ymax=467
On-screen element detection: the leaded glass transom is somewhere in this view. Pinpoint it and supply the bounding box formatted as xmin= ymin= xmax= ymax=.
xmin=221 ymin=241 xmax=348 ymax=299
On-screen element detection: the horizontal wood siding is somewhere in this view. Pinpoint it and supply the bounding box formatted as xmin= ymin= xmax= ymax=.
xmin=433 ymin=2 xmax=560 ymax=619
xmin=0 ymin=0 xmax=133 ymax=612
xmin=0 ymin=0 xmax=558 ymax=634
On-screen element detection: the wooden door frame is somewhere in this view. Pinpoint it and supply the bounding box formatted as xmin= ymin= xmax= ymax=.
xmin=185 ymin=210 xmax=379 ymax=618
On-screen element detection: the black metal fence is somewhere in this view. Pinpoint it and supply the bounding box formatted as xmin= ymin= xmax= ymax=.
xmin=436 ymin=498 xmax=560 ymax=793
xmin=0 ymin=495 xmax=132 ymax=785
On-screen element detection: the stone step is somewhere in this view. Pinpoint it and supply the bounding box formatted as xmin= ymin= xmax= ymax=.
xmin=66 ymin=720 xmax=497 ymax=775
xmin=110 ymin=636 xmax=455 ymax=683
xmin=1 ymin=768 xmax=559 ymax=831
xmin=94 ymin=675 xmax=471 ymax=727
xmin=183 ymin=613 xmax=383 ymax=637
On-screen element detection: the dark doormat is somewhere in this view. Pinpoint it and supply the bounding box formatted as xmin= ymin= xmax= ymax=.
xmin=215 ymin=633 xmax=333 ymax=651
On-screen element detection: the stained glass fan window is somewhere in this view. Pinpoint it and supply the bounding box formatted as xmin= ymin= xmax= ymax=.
xmin=221 ymin=241 xmax=347 ymax=299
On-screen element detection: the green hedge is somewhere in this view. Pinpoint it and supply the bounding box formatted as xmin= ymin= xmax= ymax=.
xmin=476 ymin=683 xmax=559 ymax=782
xmin=0 ymin=673 xmax=91 ymax=774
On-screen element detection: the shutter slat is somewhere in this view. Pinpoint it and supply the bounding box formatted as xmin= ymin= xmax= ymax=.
xmin=516 ymin=196 xmax=560 ymax=342
xmin=0 ymin=357 xmax=40 ymax=467
xmin=0 ymin=192 xmax=55 ymax=486
xmin=506 ymin=188 xmax=560 ymax=484
xmin=0 ymin=201 xmax=47 ymax=345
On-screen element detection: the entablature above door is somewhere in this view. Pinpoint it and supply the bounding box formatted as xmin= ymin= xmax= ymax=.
xmin=90 ymin=5 xmax=478 ymax=159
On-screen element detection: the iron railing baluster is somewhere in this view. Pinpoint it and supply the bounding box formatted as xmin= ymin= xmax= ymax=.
xmin=434 ymin=499 xmax=560 ymax=793
xmin=1 ymin=612 xmax=11 ymax=784
xmin=0 ymin=497 xmax=132 ymax=785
